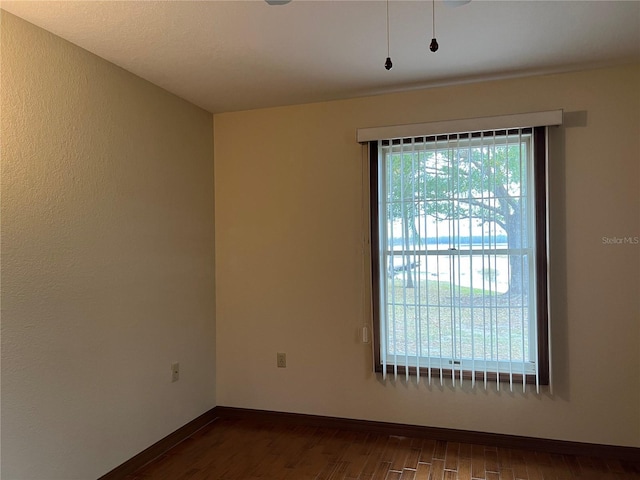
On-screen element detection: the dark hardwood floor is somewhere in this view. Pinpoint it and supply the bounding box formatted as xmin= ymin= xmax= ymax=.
xmin=127 ymin=417 xmax=640 ymax=480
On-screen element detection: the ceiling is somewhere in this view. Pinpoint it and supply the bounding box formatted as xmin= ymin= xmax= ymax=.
xmin=2 ymin=0 xmax=639 ymax=114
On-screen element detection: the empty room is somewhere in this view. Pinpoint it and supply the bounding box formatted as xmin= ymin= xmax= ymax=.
xmin=1 ymin=1 xmax=639 ymax=479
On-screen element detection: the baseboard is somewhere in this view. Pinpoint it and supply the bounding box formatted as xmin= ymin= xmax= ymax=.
xmin=214 ymin=406 xmax=640 ymax=463
xmin=98 ymin=407 xmax=218 ymax=480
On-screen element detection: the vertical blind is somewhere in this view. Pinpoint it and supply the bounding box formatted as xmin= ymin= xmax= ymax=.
xmin=376 ymin=129 xmax=541 ymax=391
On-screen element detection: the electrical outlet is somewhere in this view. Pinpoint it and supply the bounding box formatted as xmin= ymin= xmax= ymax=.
xmin=277 ymin=352 xmax=286 ymax=368
xmin=171 ymin=362 xmax=180 ymax=382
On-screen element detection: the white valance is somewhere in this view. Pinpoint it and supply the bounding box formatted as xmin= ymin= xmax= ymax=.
xmin=356 ymin=110 xmax=563 ymax=143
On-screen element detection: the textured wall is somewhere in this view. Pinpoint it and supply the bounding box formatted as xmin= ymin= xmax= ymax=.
xmin=1 ymin=12 xmax=215 ymax=479
xmin=214 ymin=64 xmax=640 ymax=447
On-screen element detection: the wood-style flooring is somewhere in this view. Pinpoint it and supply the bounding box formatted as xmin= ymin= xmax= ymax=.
xmin=127 ymin=417 xmax=640 ymax=480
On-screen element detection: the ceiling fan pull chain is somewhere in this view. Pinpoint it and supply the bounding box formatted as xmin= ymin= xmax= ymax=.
xmin=385 ymin=0 xmax=393 ymax=70
xmin=430 ymin=0 xmax=439 ymax=52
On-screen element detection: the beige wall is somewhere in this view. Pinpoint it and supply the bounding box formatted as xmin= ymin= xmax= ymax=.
xmin=214 ymin=64 xmax=640 ymax=447
xmin=1 ymin=12 xmax=216 ymax=479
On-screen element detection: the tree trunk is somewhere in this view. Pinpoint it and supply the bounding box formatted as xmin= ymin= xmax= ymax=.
xmin=505 ymin=211 xmax=525 ymax=295
xmin=402 ymin=213 xmax=414 ymax=288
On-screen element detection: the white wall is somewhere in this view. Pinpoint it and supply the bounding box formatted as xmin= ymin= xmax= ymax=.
xmin=214 ymin=64 xmax=640 ymax=448
xmin=1 ymin=12 xmax=216 ymax=479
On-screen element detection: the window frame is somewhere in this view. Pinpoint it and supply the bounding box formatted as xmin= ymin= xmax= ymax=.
xmin=369 ymin=126 xmax=550 ymax=386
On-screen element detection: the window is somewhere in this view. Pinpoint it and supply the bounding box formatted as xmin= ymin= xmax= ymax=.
xmin=369 ymin=126 xmax=550 ymax=391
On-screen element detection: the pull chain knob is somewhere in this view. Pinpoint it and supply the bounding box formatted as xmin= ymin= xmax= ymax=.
xmin=384 ymin=57 xmax=393 ymax=70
